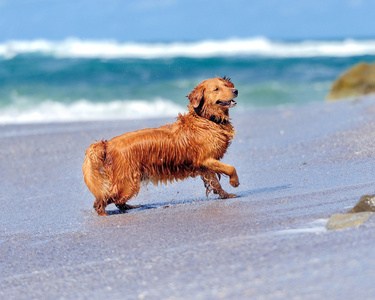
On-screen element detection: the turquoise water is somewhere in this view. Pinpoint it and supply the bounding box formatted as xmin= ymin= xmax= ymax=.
xmin=1 ymin=38 xmax=375 ymax=123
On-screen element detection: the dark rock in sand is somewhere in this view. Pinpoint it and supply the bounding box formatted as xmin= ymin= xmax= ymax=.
xmin=349 ymin=194 xmax=375 ymax=213
xmin=327 ymin=62 xmax=375 ymax=100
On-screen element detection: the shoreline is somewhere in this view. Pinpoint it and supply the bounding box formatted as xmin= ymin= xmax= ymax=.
xmin=1 ymin=96 xmax=375 ymax=298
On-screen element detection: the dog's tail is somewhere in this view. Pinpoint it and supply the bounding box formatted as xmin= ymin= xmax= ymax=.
xmin=82 ymin=140 xmax=111 ymax=202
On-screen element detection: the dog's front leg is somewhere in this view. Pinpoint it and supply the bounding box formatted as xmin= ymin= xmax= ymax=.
xmin=201 ymin=171 xmax=237 ymax=198
xmin=202 ymin=158 xmax=239 ymax=188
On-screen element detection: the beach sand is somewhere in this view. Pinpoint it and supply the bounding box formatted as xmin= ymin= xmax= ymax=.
xmin=1 ymin=96 xmax=375 ymax=299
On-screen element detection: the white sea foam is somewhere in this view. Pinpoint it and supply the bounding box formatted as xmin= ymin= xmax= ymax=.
xmin=2 ymin=37 xmax=375 ymax=59
xmin=0 ymin=98 xmax=185 ymax=124
xmin=273 ymin=219 xmax=328 ymax=235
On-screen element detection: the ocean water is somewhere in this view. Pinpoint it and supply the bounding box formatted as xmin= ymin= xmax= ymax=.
xmin=1 ymin=37 xmax=375 ymax=124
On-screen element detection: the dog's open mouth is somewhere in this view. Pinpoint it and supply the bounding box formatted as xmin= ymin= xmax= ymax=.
xmin=216 ymin=100 xmax=237 ymax=108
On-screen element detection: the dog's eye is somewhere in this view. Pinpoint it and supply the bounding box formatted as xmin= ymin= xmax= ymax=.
xmin=214 ymin=87 xmax=219 ymax=91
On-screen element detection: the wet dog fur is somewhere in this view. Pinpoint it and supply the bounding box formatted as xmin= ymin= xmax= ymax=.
xmin=83 ymin=77 xmax=240 ymax=216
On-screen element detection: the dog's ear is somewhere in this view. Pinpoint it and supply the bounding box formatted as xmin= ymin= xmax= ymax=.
xmin=222 ymin=76 xmax=234 ymax=88
xmin=187 ymin=86 xmax=204 ymax=108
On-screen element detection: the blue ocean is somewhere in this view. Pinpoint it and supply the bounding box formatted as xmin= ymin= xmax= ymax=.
xmin=1 ymin=37 xmax=375 ymax=124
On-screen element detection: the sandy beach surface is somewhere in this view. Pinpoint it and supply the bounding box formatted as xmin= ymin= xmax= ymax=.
xmin=1 ymin=96 xmax=375 ymax=299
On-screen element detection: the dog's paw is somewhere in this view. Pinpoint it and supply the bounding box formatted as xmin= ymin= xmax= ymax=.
xmin=116 ymin=203 xmax=142 ymax=210
xmin=219 ymin=191 xmax=238 ymax=199
xmin=95 ymin=209 xmax=108 ymax=216
xmin=230 ymin=177 xmax=240 ymax=188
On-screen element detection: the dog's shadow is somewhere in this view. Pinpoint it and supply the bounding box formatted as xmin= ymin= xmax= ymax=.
xmin=105 ymin=184 xmax=291 ymax=215
xmin=240 ymin=184 xmax=291 ymax=197
xmin=106 ymin=198 xmax=206 ymax=215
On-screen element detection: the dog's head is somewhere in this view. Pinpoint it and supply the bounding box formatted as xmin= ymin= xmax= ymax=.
xmin=187 ymin=77 xmax=238 ymax=122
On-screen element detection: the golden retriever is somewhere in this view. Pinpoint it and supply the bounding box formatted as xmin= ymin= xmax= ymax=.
xmin=83 ymin=77 xmax=239 ymax=215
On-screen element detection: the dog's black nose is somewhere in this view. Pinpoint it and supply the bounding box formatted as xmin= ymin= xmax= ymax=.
xmin=232 ymin=89 xmax=238 ymax=96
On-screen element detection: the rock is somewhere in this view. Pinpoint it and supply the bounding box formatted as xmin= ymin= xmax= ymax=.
xmin=327 ymin=62 xmax=375 ymax=100
xmin=326 ymin=195 xmax=375 ymax=230
xmin=326 ymin=212 xmax=373 ymax=230
xmin=349 ymin=194 xmax=375 ymax=213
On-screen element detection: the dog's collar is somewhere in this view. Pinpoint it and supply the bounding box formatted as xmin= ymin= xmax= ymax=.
xmin=209 ymin=115 xmax=229 ymax=125
xmin=194 ymin=107 xmax=229 ymax=125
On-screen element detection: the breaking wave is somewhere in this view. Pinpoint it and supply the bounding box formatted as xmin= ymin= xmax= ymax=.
xmin=0 ymin=98 xmax=185 ymax=124
xmin=2 ymin=37 xmax=375 ymax=59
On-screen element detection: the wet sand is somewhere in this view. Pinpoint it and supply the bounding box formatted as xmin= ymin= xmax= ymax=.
xmin=1 ymin=97 xmax=375 ymax=299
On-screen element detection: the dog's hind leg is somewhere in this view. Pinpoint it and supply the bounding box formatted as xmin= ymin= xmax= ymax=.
xmin=201 ymin=171 xmax=237 ymax=199
xmin=116 ymin=203 xmax=142 ymax=210
xmin=115 ymin=178 xmax=142 ymax=211
xmin=93 ymin=198 xmax=108 ymax=216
